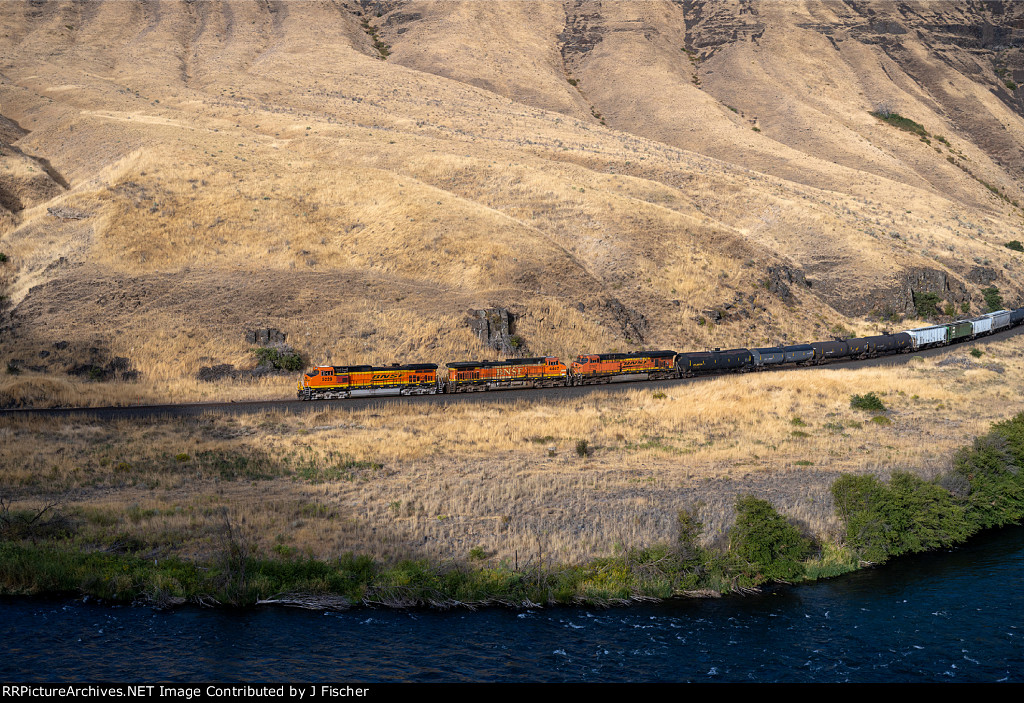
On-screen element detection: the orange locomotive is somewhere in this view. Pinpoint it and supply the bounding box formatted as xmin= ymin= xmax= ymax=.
xmin=444 ymin=357 xmax=568 ymax=392
xmin=570 ymin=350 xmax=677 ymax=385
xmin=297 ymin=363 xmax=439 ymax=400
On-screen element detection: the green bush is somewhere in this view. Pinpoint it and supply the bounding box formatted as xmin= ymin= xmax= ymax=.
xmin=833 ymin=413 xmax=1024 ymax=565
xmin=951 ymin=419 xmax=1024 ymax=531
xmin=850 ymin=392 xmax=886 ymax=412
xmin=831 ymin=472 xmax=970 ymax=564
xmin=912 ymin=291 xmax=941 ymax=318
xmin=970 ymin=348 xmax=983 ymax=358
xmin=575 ymin=439 xmax=590 ymax=458
xmin=983 ymin=287 xmax=1004 ymax=312
xmin=1005 ymin=241 xmax=1024 ymax=252
xmin=870 ymin=111 xmax=928 ymax=138
xmin=729 ymin=495 xmax=813 ymax=583
xmin=252 ymin=346 xmax=304 ymax=372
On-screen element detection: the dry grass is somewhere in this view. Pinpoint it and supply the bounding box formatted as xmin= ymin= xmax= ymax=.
xmin=4 ymin=333 xmax=1022 ymax=566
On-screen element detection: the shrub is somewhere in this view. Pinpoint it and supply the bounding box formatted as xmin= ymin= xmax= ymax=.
xmin=252 ymin=346 xmax=304 ymax=372
xmin=912 ymin=291 xmax=941 ymax=318
xmin=575 ymin=439 xmax=590 ymax=458
xmin=1005 ymin=241 xmax=1024 ymax=252
xmin=970 ymin=348 xmax=983 ymax=358
xmin=850 ymin=392 xmax=886 ymax=412
xmin=831 ymin=472 xmax=969 ymax=564
xmin=951 ymin=421 xmax=1024 ymax=531
xmin=729 ymin=495 xmax=813 ymax=583
xmin=983 ymin=286 xmax=1004 ymax=312
xmin=0 ymin=252 xmax=7 ymax=263
xmin=674 ymin=508 xmax=705 ymax=564
xmin=870 ymin=110 xmax=928 ymax=138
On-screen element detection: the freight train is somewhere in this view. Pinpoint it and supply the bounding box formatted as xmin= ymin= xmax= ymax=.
xmin=296 ymin=307 xmax=1024 ymax=400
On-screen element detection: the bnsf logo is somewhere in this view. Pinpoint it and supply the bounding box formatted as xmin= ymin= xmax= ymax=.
xmin=373 ymin=372 xmax=401 ymax=381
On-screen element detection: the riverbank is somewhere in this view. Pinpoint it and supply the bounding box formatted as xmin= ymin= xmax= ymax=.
xmin=2 ymin=410 xmax=1022 ymax=608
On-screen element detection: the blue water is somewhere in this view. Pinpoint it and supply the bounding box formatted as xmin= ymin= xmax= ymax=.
xmin=3 ymin=527 xmax=1023 ymax=682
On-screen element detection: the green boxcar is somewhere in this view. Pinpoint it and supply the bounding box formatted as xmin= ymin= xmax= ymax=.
xmin=947 ymin=321 xmax=973 ymax=341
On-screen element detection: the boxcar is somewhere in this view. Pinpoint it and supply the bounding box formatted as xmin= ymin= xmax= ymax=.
xmin=445 ymin=357 xmax=567 ymax=392
xmin=947 ymin=321 xmax=973 ymax=342
xmin=570 ymin=350 xmax=677 ymax=385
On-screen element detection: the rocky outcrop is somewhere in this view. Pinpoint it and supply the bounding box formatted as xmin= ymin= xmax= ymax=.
xmin=467 ymin=308 xmax=521 ymax=356
xmin=765 ymin=265 xmax=810 ymax=300
xmin=966 ymin=266 xmax=998 ymax=285
xmin=7 ymin=340 xmax=138 ymax=381
xmin=245 ymin=328 xmax=287 ymax=345
xmin=901 ymin=267 xmax=969 ymax=311
xmin=602 ymin=297 xmax=647 ymax=343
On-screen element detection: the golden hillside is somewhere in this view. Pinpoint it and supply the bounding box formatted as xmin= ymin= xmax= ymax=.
xmin=1 ymin=0 xmax=1023 ymax=404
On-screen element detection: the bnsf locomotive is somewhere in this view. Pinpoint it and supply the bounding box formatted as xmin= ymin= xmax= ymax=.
xmin=297 ymin=308 xmax=1024 ymax=401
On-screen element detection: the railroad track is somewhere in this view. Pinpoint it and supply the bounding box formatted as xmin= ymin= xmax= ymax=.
xmin=4 ymin=323 xmax=1022 ymax=422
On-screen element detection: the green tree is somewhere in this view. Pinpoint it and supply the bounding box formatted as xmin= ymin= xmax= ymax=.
xmin=729 ymin=496 xmax=813 ymax=583
xmin=912 ymin=292 xmax=941 ymax=318
xmin=983 ymin=287 xmax=1004 ymax=312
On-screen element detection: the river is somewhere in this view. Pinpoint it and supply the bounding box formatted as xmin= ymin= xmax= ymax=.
xmin=2 ymin=526 xmax=1022 ymax=682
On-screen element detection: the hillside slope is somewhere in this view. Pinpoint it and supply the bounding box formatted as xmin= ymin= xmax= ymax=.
xmin=0 ymin=0 xmax=1022 ymax=403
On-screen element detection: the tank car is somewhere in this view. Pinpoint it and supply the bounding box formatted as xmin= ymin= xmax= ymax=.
xmin=675 ymin=348 xmax=753 ymax=377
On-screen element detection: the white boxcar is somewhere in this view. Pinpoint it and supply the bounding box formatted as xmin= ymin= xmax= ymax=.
xmin=905 ymin=325 xmax=947 ymax=349
xmin=987 ymin=310 xmax=1012 ymax=331
xmin=970 ymin=316 xmax=993 ymax=335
